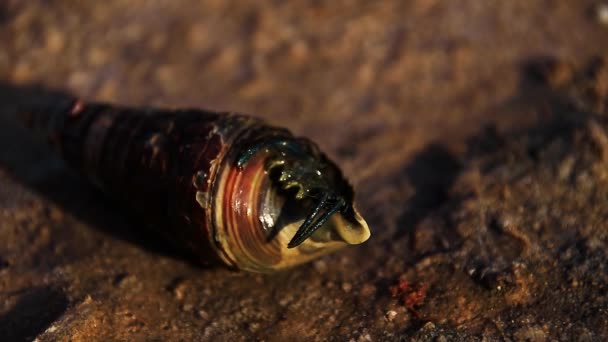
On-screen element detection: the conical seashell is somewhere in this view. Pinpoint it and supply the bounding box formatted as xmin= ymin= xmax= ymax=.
xmin=17 ymin=96 xmax=371 ymax=273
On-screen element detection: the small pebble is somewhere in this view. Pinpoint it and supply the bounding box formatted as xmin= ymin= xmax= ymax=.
xmin=360 ymin=284 xmax=377 ymax=298
xmin=248 ymin=322 xmax=260 ymax=332
xmin=557 ymin=156 xmax=575 ymax=181
xmin=44 ymin=29 xmax=65 ymax=53
xmin=314 ymin=260 xmax=328 ymax=273
xmin=45 ymin=325 xmax=59 ymax=333
xmin=167 ymin=278 xmax=188 ymax=301
xmin=113 ymin=273 xmax=136 ymax=288
xmin=279 ymin=297 xmax=290 ymax=307
xmin=357 ymin=333 xmax=372 ymax=342
xmin=174 ymin=285 xmax=187 ymax=300
xmin=196 ymin=310 xmax=209 ymax=320
xmin=385 ymin=310 xmax=398 ymax=322
xmin=422 ymin=322 xmax=436 ymax=330
xmin=596 ymin=3 xmax=608 ymax=26
xmin=528 ymin=57 xmax=573 ymax=88
xmin=49 ymin=207 xmax=64 ymax=221
xmin=513 ymin=325 xmax=547 ymax=341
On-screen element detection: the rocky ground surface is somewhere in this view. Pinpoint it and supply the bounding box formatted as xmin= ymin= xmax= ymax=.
xmin=0 ymin=1 xmax=607 ymax=341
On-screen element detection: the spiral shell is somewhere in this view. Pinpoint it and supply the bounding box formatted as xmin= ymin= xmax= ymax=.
xmin=18 ymin=97 xmax=371 ymax=273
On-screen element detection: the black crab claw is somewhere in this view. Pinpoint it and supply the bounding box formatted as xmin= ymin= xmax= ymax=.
xmin=236 ymin=135 xmax=347 ymax=247
xmin=236 ymin=136 xmax=306 ymax=169
xmin=287 ymin=195 xmax=347 ymax=248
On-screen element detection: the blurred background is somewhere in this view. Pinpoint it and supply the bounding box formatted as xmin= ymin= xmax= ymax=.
xmin=0 ymin=1 xmax=607 ymax=340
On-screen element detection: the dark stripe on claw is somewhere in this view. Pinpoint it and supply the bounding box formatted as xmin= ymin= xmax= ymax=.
xmin=287 ymin=197 xmax=346 ymax=248
xmin=296 ymin=193 xmax=329 ymax=234
xmin=236 ymin=136 xmax=308 ymax=169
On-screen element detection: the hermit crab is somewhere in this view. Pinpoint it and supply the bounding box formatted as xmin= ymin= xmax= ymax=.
xmin=17 ymin=96 xmax=370 ymax=273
